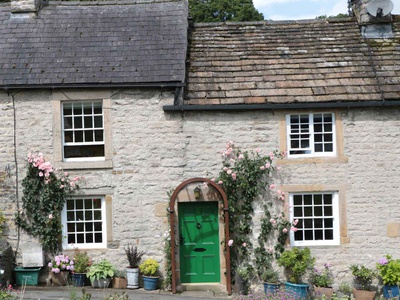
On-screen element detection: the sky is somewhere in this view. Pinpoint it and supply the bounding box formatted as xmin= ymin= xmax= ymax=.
xmin=253 ymin=0 xmax=400 ymax=20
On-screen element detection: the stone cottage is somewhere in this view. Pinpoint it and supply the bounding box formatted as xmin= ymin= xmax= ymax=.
xmin=0 ymin=0 xmax=399 ymax=294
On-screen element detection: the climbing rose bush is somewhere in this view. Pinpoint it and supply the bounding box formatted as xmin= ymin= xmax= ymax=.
xmin=15 ymin=152 xmax=82 ymax=254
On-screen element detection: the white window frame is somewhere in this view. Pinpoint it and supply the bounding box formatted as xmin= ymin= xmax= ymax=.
xmin=61 ymin=196 xmax=107 ymax=250
xmin=62 ymin=101 xmax=105 ymax=162
xmin=286 ymin=113 xmax=337 ymax=158
xmin=289 ymin=192 xmax=340 ymax=246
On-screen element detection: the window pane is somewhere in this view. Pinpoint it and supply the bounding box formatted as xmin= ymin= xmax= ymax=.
xmin=85 ymin=211 xmax=93 ymax=220
xmin=84 ymin=199 xmax=92 ymax=209
xmin=294 ymin=230 xmax=303 ymax=241
xmin=314 ymin=218 xmax=323 ymax=228
xmin=64 ymin=117 xmax=72 ymax=129
xmin=315 ymin=134 xmax=323 ymax=142
xmin=93 ymin=103 xmax=102 ymax=114
xmin=304 ymin=207 xmax=313 ymax=217
xmin=315 ymin=230 xmax=323 ymax=240
xmin=94 ymin=116 xmax=103 ymax=128
xmin=314 ymin=206 xmax=322 ymax=216
xmin=314 ymin=124 xmax=322 ymax=132
xmin=94 ymin=222 xmax=102 ymax=231
xmin=94 ymin=211 xmax=102 ymax=220
xmin=325 ymin=229 xmax=334 ymax=240
xmin=75 ymin=131 xmax=84 ymax=143
xmin=77 ymin=234 xmax=84 ymax=244
xmin=84 ymin=116 xmax=93 ymax=128
xmin=83 ymin=103 xmax=93 ymax=114
xmin=84 ymin=131 xmax=93 ymax=142
xmin=67 ymin=223 xmax=75 ymax=232
xmin=304 ymin=195 xmax=312 ymax=205
xmin=323 ymin=114 xmax=332 ymax=123
xmin=74 ymin=117 xmax=82 ymax=129
xmin=324 ymin=124 xmax=332 ymax=132
xmin=67 ymin=211 xmax=75 ymax=221
xmin=76 ymin=200 xmax=83 ymax=209
xmin=324 ymin=143 xmax=333 ymax=152
xmin=76 ymin=211 xmax=83 ymax=221
xmin=304 ymin=219 xmax=313 ymax=228
xmin=95 ymin=233 xmax=103 ymax=243
xmin=66 ymin=200 xmax=74 ymax=210
xmin=324 ymin=218 xmax=333 ymax=228
xmin=324 ymin=194 xmax=332 ymax=204
xmin=64 ymin=131 xmax=73 ymax=143
xmin=63 ymin=104 xmax=72 ymax=115
xmin=291 ymin=140 xmax=299 ymax=149
xmin=93 ymin=199 xmax=101 ymax=208
xmin=85 ymin=223 xmax=93 ymax=231
xmin=324 ymin=206 xmax=333 ymax=216
xmin=315 ymin=144 xmax=323 ymax=152
xmin=94 ymin=130 xmax=104 ymax=142
xmin=304 ymin=230 xmax=313 ymax=240
xmin=314 ymin=194 xmax=322 ymax=205
xmin=86 ymin=233 xmax=93 ymax=243
xmin=76 ymin=223 xmax=84 ymax=232
xmin=294 ymin=207 xmax=303 ymax=217
xmin=293 ymin=195 xmax=303 ymax=205
xmin=301 ymin=140 xmax=310 ymax=148
xmin=68 ymin=235 xmax=75 ymax=244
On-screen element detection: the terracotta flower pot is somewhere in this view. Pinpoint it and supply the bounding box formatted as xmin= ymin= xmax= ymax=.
xmin=352 ymin=288 xmax=376 ymax=300
xmin=314 ymin=286 xmax=334 ymax=300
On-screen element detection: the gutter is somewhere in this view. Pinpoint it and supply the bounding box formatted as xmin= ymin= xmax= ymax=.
xmin=163 ymin=100 xmax=400 ymax=112
xmin=0 ymin=82 xmax=185 ymax=91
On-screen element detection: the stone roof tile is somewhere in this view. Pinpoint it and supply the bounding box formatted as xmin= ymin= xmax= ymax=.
xmin=185 ymin=17 xmax=400 ymax=104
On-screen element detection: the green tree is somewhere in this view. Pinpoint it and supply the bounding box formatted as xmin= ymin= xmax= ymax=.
xmin=189 ymin=0 xmax=264 ymax=22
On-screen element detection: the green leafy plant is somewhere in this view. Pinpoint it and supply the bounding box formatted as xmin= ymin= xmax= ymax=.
xmin=376 ymin=254 xmax=400 ymax=286
xmin=87 ymin=259 xmax=115 ymax=281
xmin=139 ymin=258 xmax=159 ymax=277
xmin=124 ymin=243 xmax=144 ymax=268
xmin=113 ymin=270 xmax=126 ymax=278
xmin=15 ymin=152 xmax=82 ymax=254
xmin=211 ymin=142 xmax=292 ymax=288
xmin=261 ymin=267 xmax=280 ymax=284
xmin=73 ymin=250 xmax=91 ymax=273
xmin=350 ymin=264 xmax=376 ymax=291
xmin=312 ymin=263 xmax=334 ymax=287
xmin=277 ymin=247 xmax=315 ymax=284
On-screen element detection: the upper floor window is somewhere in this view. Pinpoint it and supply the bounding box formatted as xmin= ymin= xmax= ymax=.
xmin=62 ymin=102 xmax=104 ymax=161
xmin=286 ymin=113 xmax=336 ymax=158
xmin=289 ymin=192 xmax=340 ymax=246
xmin=61 ymin=196 xmax=107 ymax=249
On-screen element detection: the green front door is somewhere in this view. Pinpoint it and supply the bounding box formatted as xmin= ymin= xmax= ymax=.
xmin=178 ymin=201 xmax=220 ymax=283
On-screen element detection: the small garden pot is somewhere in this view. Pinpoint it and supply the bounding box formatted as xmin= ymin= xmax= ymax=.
xmin=126 ymin=267 xmax=139 ymax=289
xmin=91 ymin=278 xmax=111 ymax=288
xmin=112 ymin=277 xmax=127 ymax=289
xmin=51 ymin=271 xmax=69 ymax=286
xmin=352 ymin=288 xmax=376 ymax=300
xmin=264 ymin=282 xmax=280 ymax=294
xmin=285 ymin=282 xmax=310 ymax=299
xmin=71 ymin=273 xmax=86 ymax=287
xmin=383 ymin=285 xmax=399 ymax=299
xmin=142 ymin=276 xmax=158 ymax=290
xmin=314 ymin=286 xmax=334 ymax=300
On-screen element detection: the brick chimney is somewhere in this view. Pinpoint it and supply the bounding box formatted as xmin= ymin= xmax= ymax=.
xmin=11 ymin=0 xmax=40 ymax=13
xmin=350 ymin=0 xmax=394 ymax=38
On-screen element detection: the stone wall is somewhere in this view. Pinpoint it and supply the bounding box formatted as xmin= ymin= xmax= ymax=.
xmin=1 ymin=88 xmax=399 ymax=287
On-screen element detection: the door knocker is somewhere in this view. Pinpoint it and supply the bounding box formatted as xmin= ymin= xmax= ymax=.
xmin=196 ymin=222 xmax=201 ymax=229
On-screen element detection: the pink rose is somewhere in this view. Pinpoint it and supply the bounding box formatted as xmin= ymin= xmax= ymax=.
xmin=218 ymin=181 xmax=223 ymax=185
xmin=227 ymin=169 xmax=232 ymax=175
xmin=282 ymin=228 xmax=288 ymax=233
xmin=242 ymin=242 xmax=247 ymax=247
xmin=232 ymin=173 xmax=237 ymax=180
xmin=291 ymin=226 xmax=298 ymax=232
xmin=269 ymin=184 xmax=275 ymax=190
xmin=228 ymin=239 xmax=233 ymax=247
xmin=260 ymin=166 xmax=265 ymax=170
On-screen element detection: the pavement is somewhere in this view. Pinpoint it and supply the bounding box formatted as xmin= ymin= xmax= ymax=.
xmin=19 ymin=286 xmax=233 ymax=300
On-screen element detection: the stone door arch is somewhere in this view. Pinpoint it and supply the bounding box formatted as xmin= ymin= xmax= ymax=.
xmin=169 ymin=177 xmax=231 ymax=295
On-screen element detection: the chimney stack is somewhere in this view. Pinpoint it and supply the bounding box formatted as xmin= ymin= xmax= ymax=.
xmin=350 ymin=0 xmax=394 ymax=38
xmin=11 ymin=0 xmax=40 ymax=13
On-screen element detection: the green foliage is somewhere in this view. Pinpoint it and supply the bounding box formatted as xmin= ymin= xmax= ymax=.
xmin=349 ymin=264 xmax=376 ymax=291
xmin=73 ymin=251 xmax=91 ymax=273
xmin=0 ymin=211 xmax=6 ymax=235
xmin=113 ymin=270 xmax=126 ymax=278
xmin=189 ymin=0 xmax=264 ymax=23
xmin=70 ymin=288 xmax=92 ymax=300
xmin=139 ymin=258 xmax=159 ymax=277
xmin=213 ymin=142 xmax=290 ymax=288
xmin=376 ymin=255 xmax=400 ymax=286
xmin=15 ymin=152 xmax=81 ymax=254
xmin=312 ymin=263 xmax=333 ymax=288
xmin=124 ymin=243 xmax=144 ymax=268
xmin=316 ymin=13 xmax=349 ymax=19
xmin=277 ymin=247 xmax=315 ymax=284
xmin=87 ymin=259 xmax=115 ymax=281
xmin=261 ymin=267 xmax=280 ymax=283
xmin=103 ymin=292 xmax=129 ymax=300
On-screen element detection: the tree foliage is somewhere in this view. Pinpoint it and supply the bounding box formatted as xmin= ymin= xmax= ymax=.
xmin=189 ymin=0 xmax=264 ymax=23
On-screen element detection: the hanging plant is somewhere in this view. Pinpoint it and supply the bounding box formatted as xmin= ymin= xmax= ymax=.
xmin=15 ymin=152 xmax=82 ymax=254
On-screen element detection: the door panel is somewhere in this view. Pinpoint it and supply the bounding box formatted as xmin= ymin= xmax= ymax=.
xmin=179 ymin=201 xmax=220 ymax=283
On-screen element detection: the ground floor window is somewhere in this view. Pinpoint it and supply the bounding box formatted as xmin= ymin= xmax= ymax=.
xmin=289 ymin=192 xmax=340 ymax=246
xmin=62 ymin=196 xmax=107 ymax=249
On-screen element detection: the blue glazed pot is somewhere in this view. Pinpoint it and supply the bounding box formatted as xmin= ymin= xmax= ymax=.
xmin=285 ymin=282 xmax=310 ymax=299
xmin=383 ymin=285 xmax=399 ymax=299
xmin=264 ymin=282 xmax=280 ymax=294
xmin=143 ymin=276 xmax=158 ymax=290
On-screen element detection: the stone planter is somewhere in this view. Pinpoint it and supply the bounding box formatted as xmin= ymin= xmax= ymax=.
xmin=314 ymin=286 xmax=334 ymax=300
xmin=126 ymin=267 xmax=139 ymax=289
xmin=51 ymin=271 xmax=69 ymax=286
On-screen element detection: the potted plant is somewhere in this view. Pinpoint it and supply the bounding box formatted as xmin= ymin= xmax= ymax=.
xmin=87 ymin=259 xmax=115 ymax=288
xmin=139 ymin=258 xmax=159 ymax=290
xmin=277 ymin=247 xmax=315 ymax=299
xmin=376 ymin=255 xmax=400 ymax=299
xmin=124 ymin=243 xmax=144 ymax=289
xmin=262 ymin=267 xmax=280 ymax=294
xmin=112 ymin=270 xmax=127 ymax=289
xmin=350 ymin=264 xmax=376 ymax=300
xmin=312 ymin=263 xmax=334 ymax=300
xmin=48 ymin=254 xmax=74 ymax=286
xmin=71 ymin=250 xmax=91 ymax=287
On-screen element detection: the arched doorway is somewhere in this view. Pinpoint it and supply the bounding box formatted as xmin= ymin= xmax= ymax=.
xmin=169 ymin=178 xmax=231 ymax=294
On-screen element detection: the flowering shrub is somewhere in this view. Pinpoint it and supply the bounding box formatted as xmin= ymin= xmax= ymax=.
xmin=15 ymin=152 xmax=82 ymax=254
xmin=376 ymin=254 xmax=400 ymax=286
xmin=350 ymin=264 xmax=376 ymax=291
xmin=0 ymin=284 xmax=23 ymax=300
xmin=211 ymin=142 xmax=294 ymax=289
xmin=312 ymin=263 xmax=333 ymax=287
xmin=48 ymin=254 xmax=74 ymax=273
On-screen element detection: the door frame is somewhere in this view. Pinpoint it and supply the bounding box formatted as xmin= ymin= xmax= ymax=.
xmin=169 ymin=177 xmax=231 ymax=295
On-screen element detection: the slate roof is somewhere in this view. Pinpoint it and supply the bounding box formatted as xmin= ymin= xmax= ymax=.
xmin=184 ymin=17 xmax=400 ymax=105
xmin=0 ymin=0 xmax=187 ymax=88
